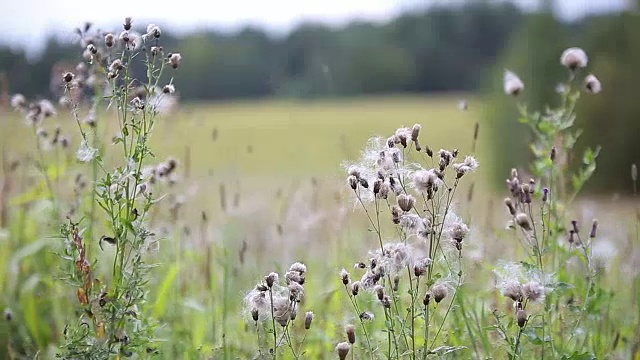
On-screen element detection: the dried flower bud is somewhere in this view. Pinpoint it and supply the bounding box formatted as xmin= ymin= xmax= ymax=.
xmin=305 ymin=311 xmax=314 ymax=330
xmin=393 ymin=276 xmax=400 ymax=292
xmin=515 ymin=213 xmax=532 ymax=231
xmin=340 ymin=268 xmax=351 ymax=285
xmin=387 ymin=136 xmax=396 ymax=148
xmin=265 ymin=272 xmax=278 ymax=288
xmin=347 ymin=175 xmax=358 ymax=190
xmin=550 ymin=147 xmax=557 ymax=162
xmin=163 ymin=84 xmax=175 ymax=94
xmin=151 ymin=46 xmax=162 ymax=56
xmin=346 ymin=324 xmax=356 ymax=344
xmin=169 ymin=53 xmax=182 ymax=69
xmin=425 ymin=146 xmax=433 ymax=158
xmin=571 ymin=220 xmax=579 ymax=234
xmin=4 ymin=308 xmax=12 ymax=322
xmin=358 ymin=178 xmax=369 ymax=189
xmin=542 ymin=188 xmax=549 ymax=202
xmin=516 ymin=309 xmax=527 ymax=328
xmin=590 ymin=219 xmax=598 ymax=238
xmin=381 ymin=296 xmax=391 ymax=308
xmin=504 ymin=70 xmax=524 ymax=96
xmin=373 ymin=179 xmax=382 ymax=195
xmin=568 ymin=229 xmax=576 ymax=245
xmin=391 ymin=205 xmax=402 ymax=224
xmin=373 ymin=284 xmax=384 ymax=301
xmin=584 ymin=74 xmax=601 ymax=94
xmin=359 ymin=311 xmax=374 ymax=321
xmin=411 ymin=124 xmax=421 ymax=142
xmin=256 ymin=284 xmax=268 ymax=292
xmin=397 ymin=194 xmax=415 ymax=212
xmin=560 ymin=47 xmax=588 ymax=70
xmin=63 ymin=72 xmax=74 ymax=83
xmin=87 ymin=44 xmax=97 ymax=55
xmin=251 ymin=308 xmax=259 ymax=322
xmin=432 ymin=284 xmax=448 ymax=303
xmin=105 ymin=33 xmax=115 ymax=48
xmin=124 ymin=17 xmax=133 ymax=31
xmin=423 ymin=292 xmax=431 ymax=306
xmin=504 ymin=198 xmax=516 ymax=216
xmin=347 ymin=281 xmax=359 ymax=296
xmin=336 ymin=342 xmax=351 ymax=360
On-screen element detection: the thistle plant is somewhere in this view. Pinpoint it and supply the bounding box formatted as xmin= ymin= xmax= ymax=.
xmin=491 ymin=47 xmax=608 ymax=359
xmin=50 ymin=19 xmax=181 ymax=358
xmin=338 ymin=125 xmax=477 ymax=359
xmin=243 ymin=262 xmax=313 ymax=359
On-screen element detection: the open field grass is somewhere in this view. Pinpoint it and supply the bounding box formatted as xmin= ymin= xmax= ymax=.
xmin=0 ymin=95 xmax=638 ymax=359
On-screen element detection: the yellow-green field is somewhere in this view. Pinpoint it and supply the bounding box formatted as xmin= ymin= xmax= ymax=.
xmin=1 ymin=95 xmax=637 ymax=359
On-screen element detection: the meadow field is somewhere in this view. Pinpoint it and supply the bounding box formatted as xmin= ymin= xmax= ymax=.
xmin=1 ymin=23 xmax=639 ymax=360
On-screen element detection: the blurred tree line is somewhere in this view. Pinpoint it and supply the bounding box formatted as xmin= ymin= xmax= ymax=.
xmin=1 ymin=2 xmax=523 ymax=100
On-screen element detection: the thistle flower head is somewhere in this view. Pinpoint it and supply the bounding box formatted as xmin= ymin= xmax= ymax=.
xmin=368 ymin=242 xmax=420 ymax=277
xmin=145 ymin=24 xmax=162 ymax=39
xmin=265 ymin=272 xmax=279 ymax=288
xmin=10 ymin=94 xmax=26 ymax=110
xmin=169 ymin=53 xmax=182 ymax=69
xmin=340 ymin=268 xmax=351 ymax=285
xmin=305 ymin=311 xmax=314 ymax=330
xmin=163 ymin=84 xmax=175 ymax=94
xmin=494 ymin=262 xmax=552 ymax=303
xmin=584 ymin=74 xmax=601 ymax=94
xmin=336 ymin=342 xmax=351 ymax=360
xmin=504 ymin=70 xmax=524 ymax=96
xmin=345 ymin=324 xmax=356 ymax=344
xmin=561 ymin=47 xmax=588 ymax=70
xmin=515 ymin=213 xmax=532 ymax=231
xmin=445 ymin=213 xmax=470 ymax=243
xmin=397 ymin=193 xmax=415 ymax=212
xmin=452 ymin=156 xmax=479 ymax=178
xmin=411 ymin=124 xmax=421 ymax=142
xmin=104 ymin=33 xmax=115 ymax=48
xmin=431 ymin=283 xmax=449 ymax=303
xmin=289 ymin=262 xmax=307 ymax=275
xmin=273 ymin=296 xmax=293 ymax=327
xmin=77 ymin=140 xmax=98 ymax=162
xmin=411 ymin=168 xmax=441 ymax=193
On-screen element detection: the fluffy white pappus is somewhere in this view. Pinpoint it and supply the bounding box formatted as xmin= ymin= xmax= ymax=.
xmin=493 ymin=261 xmax=554 ymax=303
xmin=368 ymin=242 xmax=424 ymax=277
xmin=504 ymin=70 xmax=524 ymax=96
xmin=452 ymin=156 xmax=479 ymax=177
xmin=408 ymin=167 xmax=442 ymax=193
xmin=560 ymin=47 xmax=588 ymax=69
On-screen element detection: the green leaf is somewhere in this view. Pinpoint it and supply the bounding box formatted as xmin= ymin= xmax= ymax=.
xmin=560 ymin=351 xmax=596 ymax=360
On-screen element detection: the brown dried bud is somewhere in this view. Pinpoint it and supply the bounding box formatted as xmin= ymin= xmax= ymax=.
xmin=251 ymin=309 xmax=259 ymax=322
xmin=375 ymin=285 xmax=384 ymax=301
xmin=542 ymin=188 xmax=549 ymax=202
xmin=432 ymin=284 xmax=448 ymax=303
xmin=411 ymin=124 xmax=421 ymax=142
xmin=124 ymin=17 xmax=133 ymax=31
xmin=423 ymin=292 xmax=431 ymax=306
xmin=347 ymin=175 xmax=358 ymax=190
xmin=305 ymin=311 xmax=314 ymax=330
xmin=63 ymin=72 xmax=74 ymax=83
xmin=571 ymin=220 xmax=579 ymax=234
xmin=358 ymin=178 xmax=369 ymax=189
xmin=373 ymin=179 xmax=382 ymax=195
xmin=346 ymin=324 xmax=356 ymax=344
xmin=391 ymin=205 xmax=402 ymax=224
xmin=590 ymin=219 xmax=598 ymax=238
xmin=105 ymin=33 xmax=115 ymax=48
xmin=504 ymin=198 xmax=516 ymax=216
xmin=340 ymin=269 xmax=351 ymax=285
xmin=256 ymin=284 xmax=268 ymax=292
xmin=397 ymin=194 xmax=415 ymax=212
xmin=381 ymin=295 xmax=391 ymax=308
xmin=550 ymin=147 xmax=557 ymax=162
xmin=265 ymin=272 xmax=278 ymax=288
xmin=393 ymin=276 xmax=400 ymax=292
xmin=516 ymin=309 xmax=527 ymax=328
xmin=336 ymin=342 xmax=351 ymax=360
xmin=351 ymin=281 xmax=360 ymax=296
xmin=426 ymin=146 xmax=433 ymax=157
xmin=516 ymin=213 xmax=532 ymax=231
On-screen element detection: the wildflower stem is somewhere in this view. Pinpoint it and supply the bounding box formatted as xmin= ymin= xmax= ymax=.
xmin=343 ymin=285 xmax=374 ymax=359
xmin=423 ymin=304 xmax=429 ymax=360
xmin=429 ymin=252 xmax=463 ymax=348
xmin=269 ymin=288 xmax=278 ymax=360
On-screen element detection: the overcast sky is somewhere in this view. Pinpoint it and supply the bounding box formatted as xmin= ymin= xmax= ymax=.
xmin=1 ymin=0 xmax=630 ymax=56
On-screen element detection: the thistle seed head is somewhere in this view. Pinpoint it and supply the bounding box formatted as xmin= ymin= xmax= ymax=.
xmin=105 ymin=33 xmax=115 ymax=48
xmin=504 ymin=70 xmax=524 ymax=96
xmin=589 ymin=219 xmax=598 ymax=238
xmin=560 ymin=47 xmax=588 ymax=70
xmin=432 ymin=284 xmax=448 ymax=303
xmin=169 ymin=53 xmax=182 ymax=69
xmin=397 ymin=194 xmax=415 ymax=212
xmin=584 ymin=74 xmax=601 ymax=94
xmin=265 ymin=272 xmax=279 ymax=288
xmin=340 ymin=268 xmax=351 ymax=285
xmin=515 ymin=213 xmax=532 ymax=231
